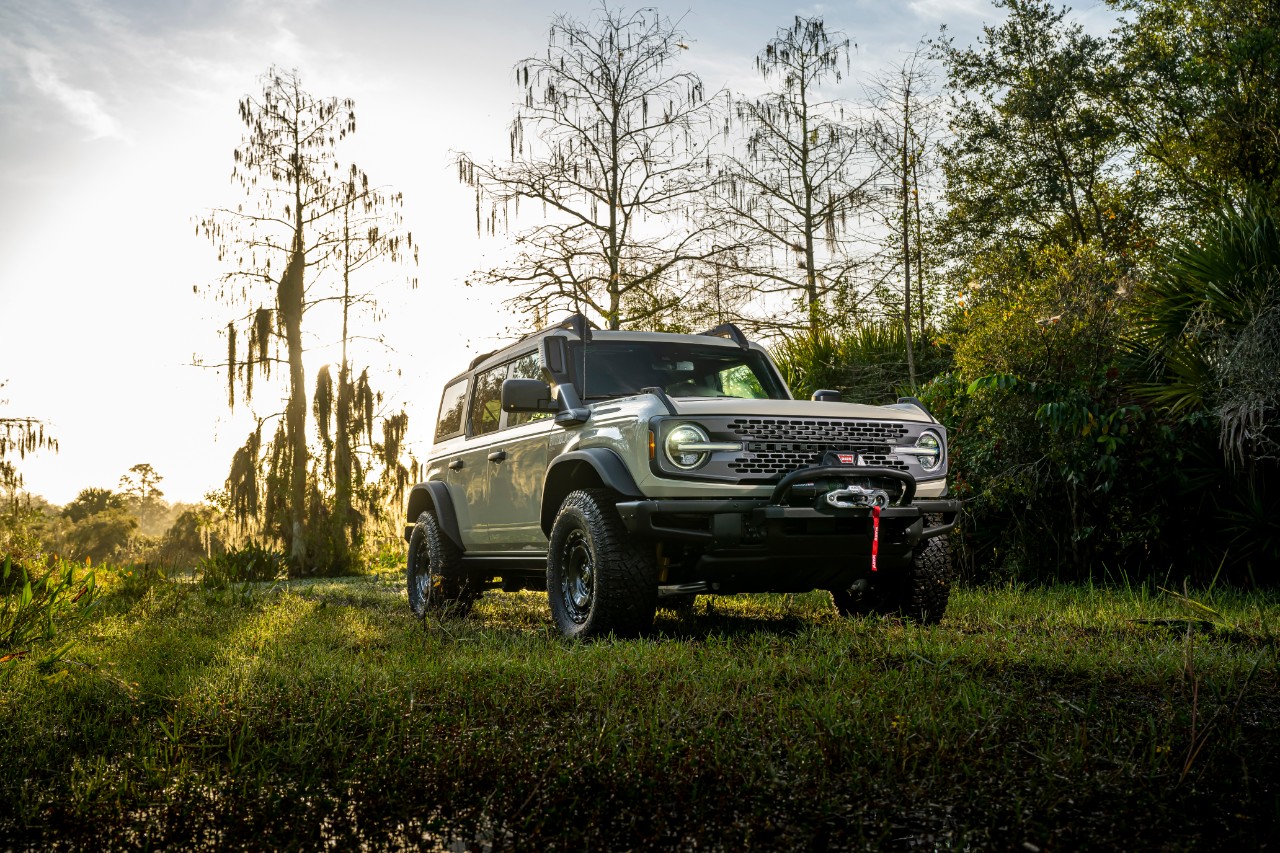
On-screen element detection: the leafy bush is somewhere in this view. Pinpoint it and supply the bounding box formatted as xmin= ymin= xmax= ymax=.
xmin=771 ymin=322 xmax=948 ymax=403
xmin=1 ymin=554 xmax=97 ymax=673
xmin=199 ymin=543 xmax=286 ymax=589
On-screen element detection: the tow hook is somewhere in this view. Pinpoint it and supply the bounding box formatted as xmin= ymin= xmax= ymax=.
xmin=825 ymin=485 xmax=890 ymax=509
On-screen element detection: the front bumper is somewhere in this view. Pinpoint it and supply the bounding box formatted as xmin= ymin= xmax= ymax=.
xmin=616 ymin=497 xmax=959 ymax=548
xmin=614 ymin=467 xmax=959 ymax=593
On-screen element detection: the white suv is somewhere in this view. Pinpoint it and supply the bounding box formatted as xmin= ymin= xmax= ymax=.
xmin=405 ymin=315 xmax=959 ymax=639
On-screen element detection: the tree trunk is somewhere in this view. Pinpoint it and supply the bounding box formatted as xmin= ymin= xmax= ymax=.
xmin=902 ymin=92 xmax=918 ymax=391
xmin=279 ymin=249 xmax=309 ymax=571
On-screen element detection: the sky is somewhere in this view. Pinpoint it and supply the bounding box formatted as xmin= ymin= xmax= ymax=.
xmin=0 ymin=0 xmax=1118 ymax=506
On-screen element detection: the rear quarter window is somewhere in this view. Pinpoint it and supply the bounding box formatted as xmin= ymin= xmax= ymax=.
xmin=435 ymin=378 xmax=468 ymax=442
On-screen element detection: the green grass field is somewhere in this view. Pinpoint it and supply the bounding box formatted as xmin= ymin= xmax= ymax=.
xmin=2 ymin=566 xmax=1277 ymax=851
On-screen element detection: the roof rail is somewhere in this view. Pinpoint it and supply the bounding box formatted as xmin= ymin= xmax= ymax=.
xmin=699 ymin=322 xmax=750 ymax=350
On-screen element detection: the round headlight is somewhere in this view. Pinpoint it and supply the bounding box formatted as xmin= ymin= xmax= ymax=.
xmin=665 ymin=424 xmax=711 ymax=470
xmin=915 ymin=431 xmax=942 ymax=471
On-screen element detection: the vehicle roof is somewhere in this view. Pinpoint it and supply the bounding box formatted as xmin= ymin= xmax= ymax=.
xmin=454 ymin=326 xmax=765 ymax=383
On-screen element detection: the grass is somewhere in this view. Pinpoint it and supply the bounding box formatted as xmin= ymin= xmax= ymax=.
xmin=1 ymin=566 xmax=1277 ymax=851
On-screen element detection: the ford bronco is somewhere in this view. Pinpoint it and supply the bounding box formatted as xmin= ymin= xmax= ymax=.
xmin=405 ymin=315 xmax=959 ymax=638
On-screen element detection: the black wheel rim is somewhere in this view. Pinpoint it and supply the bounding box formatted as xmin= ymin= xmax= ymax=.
xmin=560 ymin=528 xmax=593 ymax=623
xmin=412 ymin=533 xmax=435 ymax=609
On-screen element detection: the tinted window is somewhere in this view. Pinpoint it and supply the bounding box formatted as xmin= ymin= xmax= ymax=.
xmin=570 ymin=341 xmax=787 ymax=400
xmin=468 ymin=365 xmax=505 ymax=436
xmin=435 ymin=378 xmax=468 ymax=442
xmin=506 ymin=352 xmax=552 ymax=427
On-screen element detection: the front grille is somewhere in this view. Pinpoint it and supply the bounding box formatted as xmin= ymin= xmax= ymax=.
xmin=721 ymin=417 xmax=914 ymax=479
xmin=727 ymin=444 xmax=909 ymax=476
xmin=726 ymin=417 xmax=910 ymax=444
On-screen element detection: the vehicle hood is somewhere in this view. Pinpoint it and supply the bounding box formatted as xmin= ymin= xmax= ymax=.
xmin=669 ymin=396 xmax=934 ymax=423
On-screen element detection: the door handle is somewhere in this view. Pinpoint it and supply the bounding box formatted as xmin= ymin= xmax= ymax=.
xmin=448 ymin=459 xmax=464 ymax=471
xmin=487 ymin=450 xmax=507 ymax=463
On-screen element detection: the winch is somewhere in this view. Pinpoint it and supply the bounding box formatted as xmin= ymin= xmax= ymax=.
xmin=823 ymin=484 xmax=891 ymax=509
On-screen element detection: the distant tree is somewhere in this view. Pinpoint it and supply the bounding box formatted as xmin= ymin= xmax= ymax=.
xmin=117 ymin=463 xmax=171 ymax=537
xmin=1114 ymin=0 xmax=1280 ymax=209
xmin=61 ymin=488 xmax=126 ymax=525
xmin=318 ymin=171 xmax=416 ymax=551
xmin=867 ymin=45 xmax=944 ymax=387
xmin=118 ymin=463 xmax=163 ymax=500
xmin=64 ymin=508 xmax=137 ymax=566
xmin=936 ymin=0 xmax=1140 ymax=259
xmin=198 ymin=67 xmax=414 ymax=573
xmin=458 ymin=4 xmax=724 ymax=329
xmin=711 ymin=16 xmax=879 ymax=332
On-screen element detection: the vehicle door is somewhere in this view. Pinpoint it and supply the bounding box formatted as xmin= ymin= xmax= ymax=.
xmin=450 ymin=363 xmax=507 ymax=549
xmin=485 ymin=351 xmax=552 ymax=551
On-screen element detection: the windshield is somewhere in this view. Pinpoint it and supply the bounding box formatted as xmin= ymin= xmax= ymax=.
xmin=569 ymin=340 xmax=789 ymax=401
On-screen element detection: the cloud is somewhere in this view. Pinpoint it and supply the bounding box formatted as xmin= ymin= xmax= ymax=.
xmin=22 ymin=49 xmax=124 ymax=141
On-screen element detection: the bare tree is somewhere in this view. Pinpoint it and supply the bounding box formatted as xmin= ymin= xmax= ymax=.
xmin=711 ymin=17 xmax=879 ymax=332
xmin=458 ymin=4 xmax=725 ymax=330
xmin=867 ymin=45 xmax=944 ymax=388
xmin=0 ymin=381 xmax=56 ymax=495
xmin=198 ymin=67 xmax=413 ymax=572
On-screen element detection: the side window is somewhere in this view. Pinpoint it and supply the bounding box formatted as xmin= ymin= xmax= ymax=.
xmin=468 ymin=365 xmax=505 ymax=437
xmin=506 ymin=351 xmax=551 ymax=427
xmin=435 ymin=378 xmax=468 ymax=442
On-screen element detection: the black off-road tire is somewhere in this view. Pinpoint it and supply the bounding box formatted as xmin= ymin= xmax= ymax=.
xmin=407 ymin=510 xmax=478 ymax=618
xmin=832 ymin=533 xmax=953 ymax=625
xmin=546 ymin=489 xmax=658 ymax=640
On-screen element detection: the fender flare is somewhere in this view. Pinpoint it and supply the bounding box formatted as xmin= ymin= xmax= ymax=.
xmin=540 ymin=449 xmax=644 ymax=536
xmin=404 ymin=480 xmax=464 ymax=551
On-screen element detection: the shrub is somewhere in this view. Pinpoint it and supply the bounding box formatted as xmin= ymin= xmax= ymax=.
xmin=771 ymin=323 xmax=948 ymax=403
xmin=1 ymin=554 xmax=98 ymax=672
xmin=199 ymin=543 xmax=286 ymax=589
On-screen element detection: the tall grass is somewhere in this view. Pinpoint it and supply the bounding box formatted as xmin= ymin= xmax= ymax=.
xmin=1 ymin=567 xmax=1276 ymax=850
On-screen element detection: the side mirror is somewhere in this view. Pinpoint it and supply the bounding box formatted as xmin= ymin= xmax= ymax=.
xmin=502 ymin=378 xmax=557 ymax=413
xmin=811 ymin=389 xmax=842 ymax=402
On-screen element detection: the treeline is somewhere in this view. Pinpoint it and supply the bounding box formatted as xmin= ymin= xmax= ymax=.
xmin=0 ymin=464 xmax=223 ymax=570
xmin=4 ymin=0 xmax=1277 ymax=584
xmin=460 ymin=0 xmax=1280 ymax=584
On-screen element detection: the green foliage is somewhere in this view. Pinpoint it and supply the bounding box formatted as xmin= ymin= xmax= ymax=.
xmin=921 ymin=243 xmax=1198 ymax=580
xmin=1 ymin=554 xmax=97 ymax=673
xmin=1115 ymin=0 xmax=1280 ymax=206
xmin=771 ymin=322 xmax=948 ymax=402
xmin=60 ymin=488 xmax=125 ymax=524
xmin=62 ymin=508 xmax=138 ymax=566
xmin=1 ymin=571 xmax=1276 ymax=847
xmin=1132 ymin=194 xmax=1280 ymax=461
xmin=937 ymin=0 xmax=1142 ymax=258
xmin=198 ymin=543 xmax=286 ymax=589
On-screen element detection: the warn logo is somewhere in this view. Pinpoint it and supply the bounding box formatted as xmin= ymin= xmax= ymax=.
xmin=837 ymin=453 xmax=858 ymax=465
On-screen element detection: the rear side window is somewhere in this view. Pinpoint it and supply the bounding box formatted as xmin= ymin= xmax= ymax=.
xmin=468 ymin=365 xmax=506 ymax=437
xmin=435 ymin=378 xmax=468 ymax=442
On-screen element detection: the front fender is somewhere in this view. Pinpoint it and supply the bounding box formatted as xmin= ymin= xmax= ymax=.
xmin=540 ymin=448 xmax=644 ymax=536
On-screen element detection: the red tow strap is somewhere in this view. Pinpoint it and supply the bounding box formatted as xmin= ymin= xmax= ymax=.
xmin=871 ymin=505 xmax=881 ymax=572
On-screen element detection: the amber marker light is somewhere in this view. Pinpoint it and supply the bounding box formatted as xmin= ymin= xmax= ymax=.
xmin=649 ymin=430 xmax=656 ymax=460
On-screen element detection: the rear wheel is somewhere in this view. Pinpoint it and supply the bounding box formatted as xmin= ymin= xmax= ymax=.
xmin=832 ymin=534 xmax=952 ymax=625
xmin=407 ymin=510 xmax=478 ymax=617
xmin=546 ymin=489 xmax=658 ymax=639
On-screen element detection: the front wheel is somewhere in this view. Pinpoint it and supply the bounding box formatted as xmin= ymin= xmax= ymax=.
xmin=832 ymin=533 xmax=953 ymax=625
xmin=546 ymin=489 xmax=658 ymax=639
xmin=407 ymin=510 xmax=478 ymax=617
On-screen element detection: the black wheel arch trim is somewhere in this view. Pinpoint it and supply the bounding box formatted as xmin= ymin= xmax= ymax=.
xmin=540 ymin=448 xmax=644 ymax=536
xmin=404 ymin=480 xmax=464 ymax=551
